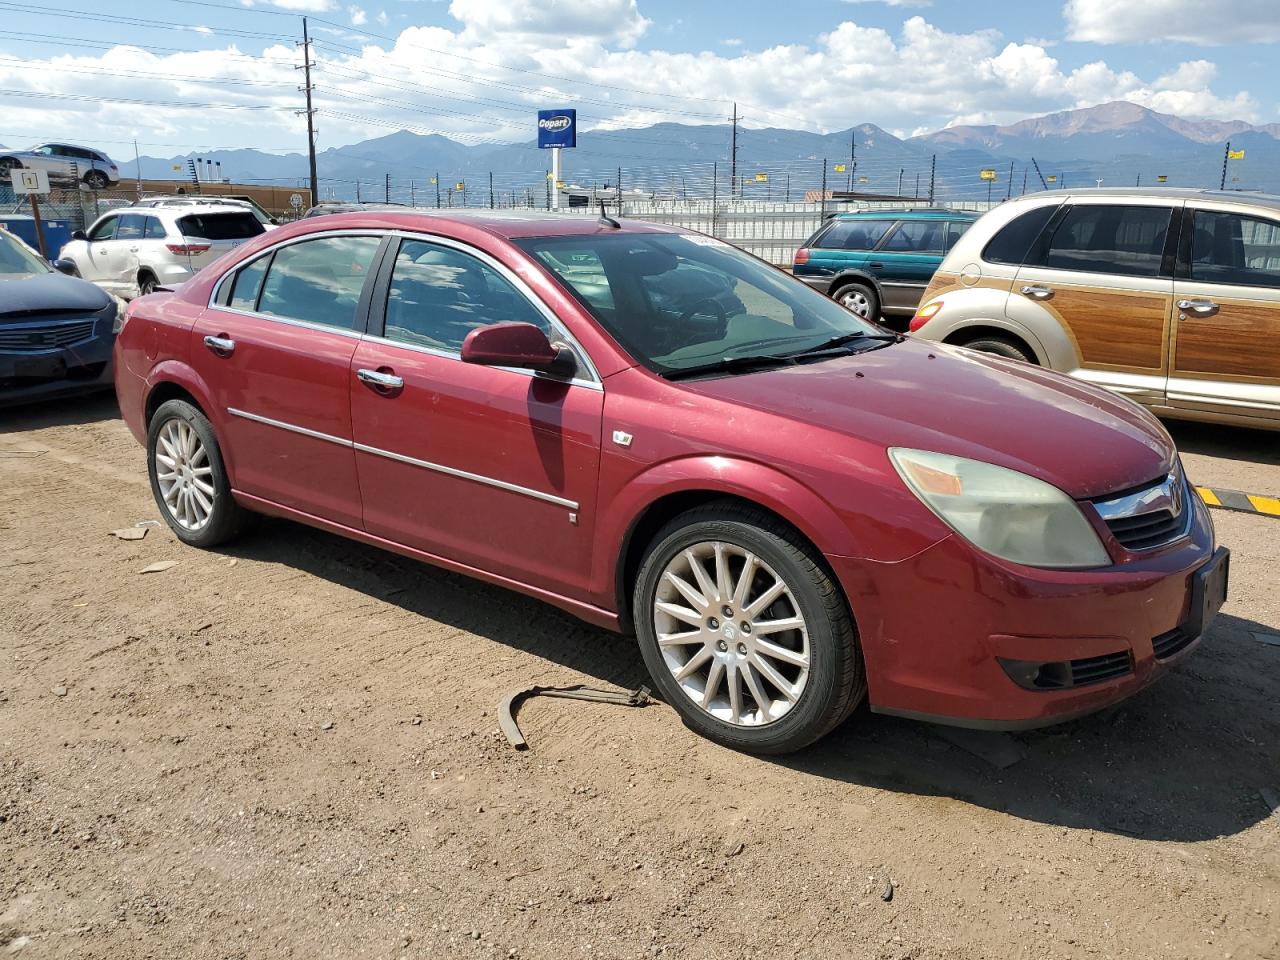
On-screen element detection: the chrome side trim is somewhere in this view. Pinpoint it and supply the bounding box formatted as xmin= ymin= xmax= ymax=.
xmin=227 ymin=407 xmax=353 ymax=447
xmin=353 ymin=441 xmax=579 ymax=509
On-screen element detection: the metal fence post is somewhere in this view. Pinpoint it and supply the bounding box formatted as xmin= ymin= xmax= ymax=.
xmin=820 ymin=158 xmax=827 ymax=219
xmin=928 ymin=155 xmax=936 ymax=206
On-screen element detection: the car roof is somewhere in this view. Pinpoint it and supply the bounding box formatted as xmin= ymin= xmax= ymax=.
xmin=1015 ymin=187 xmax=1280 ymax=212
xmin=832 ymin=208 xmax=977 ymax=221
xmin=120 ymin=203 xmax=256 ymax=216
xmin=299 ymin=209 xmax=684 ymax=239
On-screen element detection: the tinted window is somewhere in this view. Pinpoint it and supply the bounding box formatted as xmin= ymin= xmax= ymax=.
xmin=383 ymin=240 xmax=549 ymax=352
xmin=815 ymin=219 xmax=894 ymax=251
xmin=115 ymin=214 xmax=146 ymax=241
xmin=518 ymin=233 xmax=880 ymax=376
xmin=88 ymin=216 xmax=117 ymax=241
xmin=983 ymin=205 xmax=1058 ymax=265
xmin=1189 ymin=210 xmax=1280 ymax=287
xmin=229 ymin=256 xmax=270 ymax=311
xmin=142 ymin=217 xmax=167 ymax=240
xmin=177 ymin=213 xmax=265 ymax=241
xmin=881 ymin=219 xmax=946 ymax=254
xmin=1043 ymin=205 xmax=1171 ymax=277
xmin=256 ymin=236 xmax=382 ymax=331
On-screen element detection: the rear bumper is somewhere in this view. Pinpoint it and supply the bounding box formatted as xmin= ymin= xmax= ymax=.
xmin=830 ymin=492 xmax=1221 ymax=728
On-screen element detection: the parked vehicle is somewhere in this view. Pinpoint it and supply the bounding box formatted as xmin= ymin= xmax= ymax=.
xmin=0 ymin=228 xmax=119 ymax=406
xmin=134 ymin=195 xmax=279 ymax=229
xmin=793 ymin=209 xmax=977 ymax=328
xmin=0 ymin=143 xmax=119 ymax=190
xmin=910 ymin=188 xmax=1280 ymax=430
xmin=114 ymin=211 xmax=1227 ymax=754
xmin=59 ymin=203 xmax=266 ymax=299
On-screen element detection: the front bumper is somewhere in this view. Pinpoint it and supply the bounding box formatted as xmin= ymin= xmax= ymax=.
xmin=0 ymin=329 xmax=117 ymax=408
xmin=830 ymin=492 xmax=1223 ymax=728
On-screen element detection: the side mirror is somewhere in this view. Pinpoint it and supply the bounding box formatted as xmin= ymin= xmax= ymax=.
xmin=461 ymin=322 xmax=576 ymax=377
xmin=52 ymin=258 xmax=79 ymax=276
xmin=70 ymin=230 xmax=87 ymax=242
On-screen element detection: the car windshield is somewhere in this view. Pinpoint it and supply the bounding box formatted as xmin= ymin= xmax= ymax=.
xmin=516 ymin=232 xmax=881 ymax=376
xmin=0 ymin=231 xmax=50 ymax=277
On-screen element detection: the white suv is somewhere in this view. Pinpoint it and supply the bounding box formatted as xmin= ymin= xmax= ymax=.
xmin=0 ymin=143 xmax=120 ymax=189
xmin=58 ymin=203 xmax=266 ymax=299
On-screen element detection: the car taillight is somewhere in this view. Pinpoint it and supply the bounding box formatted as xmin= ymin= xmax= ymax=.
xmin=909 ymin=300 xmax=943 ymax=333
xmin=166 ymin=242 xmax=210 ymax=255
xmin=794 ymin=247 xmax=809 ymax=266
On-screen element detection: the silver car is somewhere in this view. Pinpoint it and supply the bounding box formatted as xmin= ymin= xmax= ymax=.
xmin=58 ymin=203 xmax=266 ymax=299
xmin=0 ymin=142 xmax=119 ymax=190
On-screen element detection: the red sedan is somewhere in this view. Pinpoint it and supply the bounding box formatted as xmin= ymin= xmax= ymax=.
xmin=113 ymin=211 xmax=1228 ymax=753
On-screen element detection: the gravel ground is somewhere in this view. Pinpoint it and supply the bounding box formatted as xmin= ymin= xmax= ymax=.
xmin=1 ymin=395 xmax=1278 ymax=960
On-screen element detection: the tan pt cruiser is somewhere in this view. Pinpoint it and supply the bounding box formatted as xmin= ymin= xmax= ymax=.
xmin=909 ymin=188 xmax=1280 ymax=431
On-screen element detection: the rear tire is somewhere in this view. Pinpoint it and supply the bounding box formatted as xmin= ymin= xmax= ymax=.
xmin=83 ymin=170 xmax=109 ymax=190
xmin=0 ymin=157 xmax=19 ymax=173
xmin=138 ymin=272 xmax=158 ymax=297
xmin=147 ymin=399 xmax=253 ymax=548
xmin=959 ymin=335 xmax=1036 ymax=364
xmin=831 ymin=282 xmax=880 ymax=324
xmin=633 ymin=503 xmax=864 ymax=755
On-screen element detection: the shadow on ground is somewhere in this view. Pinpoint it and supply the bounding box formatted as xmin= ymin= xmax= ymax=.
xmin=221 ymin=515 xmax=1280 ymax=846
xmin=0 ymin=390 xmax=119 ymax=434
xmin=1166 ymin=418 xmax=1280 ymax=467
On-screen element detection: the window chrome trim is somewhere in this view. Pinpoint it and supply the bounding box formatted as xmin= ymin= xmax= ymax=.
xmin=208 ymin=228 xmax=389 ymax=311
xmin=225 ymin=407 xmax=579 ymax=510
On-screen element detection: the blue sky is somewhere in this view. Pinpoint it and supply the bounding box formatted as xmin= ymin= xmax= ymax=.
xmin=0 ymin=0 xmax=1276 ymax=156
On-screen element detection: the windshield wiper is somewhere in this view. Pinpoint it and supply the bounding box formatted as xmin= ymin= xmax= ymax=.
xmin=663 ymin=353 xmax=797 ymax=381
xmin=785 ymin=330 xmax=902 ymax=358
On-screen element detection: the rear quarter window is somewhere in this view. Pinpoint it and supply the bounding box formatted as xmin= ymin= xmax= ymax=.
xmin=177 ymin=213 xmax=265 ymax=241
xmin=982 ymin=205 xmax=1060 ymax=265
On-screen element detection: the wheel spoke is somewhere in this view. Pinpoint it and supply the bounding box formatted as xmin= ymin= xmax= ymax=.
xmin=684 ymin=549 xmax=717 ymax=605
xmin=731 ymin=552 xmax=757 ymax=607
xmin=727 ymin=662 xmax=744 ymax=722
xmin=158 ymin=434 xmax=179 ymax=463
xmin=655 ymin=600 xmax=704 ymax=627
xmin=745 ymin=577 xmax=787 ymax=618
xmin=713 ymin=542 xmax=732 ymax=603
xmin=674 ymin=645 xmax=713 ymax=682
xmin=666 ymin=567 xmax=708 ymax=611
xmin=657 ymin=628 xmax=702 ymax=647
xmin=163 ymin=482 xmax=181 ymax=506
xmin=742 ymin=664 xmax=773 ymax=723
xmin=191 ymin=484 xmax=213 ymax=515
xmin=754 ymin=637 xmax=809 ymax=669
xmin=702 ymin=659 xmax=725 ymax=708
xmin=191 ymin=465 xmax=213 ymax=478
xmin=752 ymin=616 xmax=805 ymax=637
xmin=750 ymin=652 xmax=799 ymax=703
xmin=191 ymin=476 xmax=215 ymax=497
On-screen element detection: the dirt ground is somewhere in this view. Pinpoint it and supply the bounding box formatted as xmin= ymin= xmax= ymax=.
xmin=1 ymin=395 xmax=1278 ymax=960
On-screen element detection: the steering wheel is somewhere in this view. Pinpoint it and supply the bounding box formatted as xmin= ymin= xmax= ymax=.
xmin=677 ymin=297 xmax=728 ymax=326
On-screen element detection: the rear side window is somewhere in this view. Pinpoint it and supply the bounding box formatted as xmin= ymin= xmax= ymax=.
xmin=177 ymin=213 xmax=265 ymax=241
xmin=256 ymin=236 xmax=382 ymax=331
xmin=382 ymin=239 xmax=550 ymax=352
xmin=142 ymin=217 xmax=167 ymax=240
xmin=814 ymin=219 xmax=894 ymax=251
xmin=880 ymin=220 xmax=946 ymax=254
xmin=1188 ymin=210 xmax=1280 ymax=287
xmin=1042 ymin=205 xmax=1171 ymax=277
xmin=982 ymin=205 xmax=1058 ymax=265
xmin=228 ymin=256 xmax=270 ymax=312
xmin=115 ymin=215 xmax=145 ymax=241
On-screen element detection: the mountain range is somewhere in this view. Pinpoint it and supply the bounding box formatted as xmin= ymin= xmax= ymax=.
xmin=9 ymin=101 xmax=1275 ymax=201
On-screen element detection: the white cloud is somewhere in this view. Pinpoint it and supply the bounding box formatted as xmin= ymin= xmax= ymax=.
xmin=722 ymin=38 xmax=743 ymax=47
xmin=843 ymin=0 xmax=931 ymax=6
xmin=449 ymin=0 xmax=650 ymax=49
xmin=1064 ymin=0 xmax=1280 ymax=44
xmin=376 ymin=9 xmax=389 ymax=25
xmin=349 ymin=5 xmax=367 ymax=25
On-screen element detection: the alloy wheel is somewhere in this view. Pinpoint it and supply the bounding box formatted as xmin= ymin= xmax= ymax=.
xmin=653 ymin=541 xmax=810 ymax=726
xmin=154 ymin=418 xmax=215 ymax=531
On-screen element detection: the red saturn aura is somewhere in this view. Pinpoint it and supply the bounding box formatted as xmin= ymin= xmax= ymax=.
xmin=114 ymin=211 xmax=1228 ymax=754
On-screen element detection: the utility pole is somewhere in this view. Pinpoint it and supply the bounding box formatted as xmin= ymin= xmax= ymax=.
xmin=355 ymin=180 xmax=361 ymax=202
xmin=730 ymin=102 xmax=739 ymax=200
xmin=489 ymin=171 xmax=494 ymax=209
xmin=298 ymin=17 xmax=319 ymax=206
xmin=898 ymin=167 xmax=904 ymax=197
xmin=927 ymin=154 xmax=936 ymax=206
xmin=1220 ymin=141 xmax=1230 ymax=190
xmin=1006 ymin=160 xmax=1014 ymax=200
xmin=820 ymin=158 xmax=827 ymax=219
xmin=617 ymin=166 xmax=623 ymax=214
xmin=435 ymin=173 xmax=440 ymax=208
xmin=384 ymin=172 xmax=390 ymax=203
xmin=409 ymin=180 xmax=415 ymax=206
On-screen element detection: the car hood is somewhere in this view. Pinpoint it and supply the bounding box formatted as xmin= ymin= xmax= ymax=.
xmin=0 ymin=271 xmax=112 ymax=318
xmin=680 ymin=337 xmax=1174 ymax=500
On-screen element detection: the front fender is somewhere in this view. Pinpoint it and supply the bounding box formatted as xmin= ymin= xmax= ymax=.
xmin=826 ymin=269 xmax=882 ymax=299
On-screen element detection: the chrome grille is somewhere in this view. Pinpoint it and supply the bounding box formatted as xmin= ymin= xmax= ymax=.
xmin=0 ymin=320 xmax=96 ymax=352
xmin=1093 ymin=466 xmax=1189 ymax=553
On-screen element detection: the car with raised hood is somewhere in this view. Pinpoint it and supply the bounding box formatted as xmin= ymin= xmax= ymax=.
xmin=0 ymin=142 xmax=119 ymax=190
xmin=113 ymin=210 xmax=1227 ymax=754
xmin=0 ymin=228 xmax=120 ymax=406
xmin=792 ymin=209 xmax=977 ymax=328
xmin=909 ymin=188 xmax=1280 ymax=430
xmin=59 ymin=202 xmax=266 ymax=300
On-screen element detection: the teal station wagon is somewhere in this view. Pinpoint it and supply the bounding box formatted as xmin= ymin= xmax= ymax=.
xmin=793 ymin=208 xmax=977 ymax=329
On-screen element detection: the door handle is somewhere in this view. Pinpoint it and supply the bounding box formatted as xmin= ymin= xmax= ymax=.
xmin=1020 ymin=284 xmax=1055 ymax=300
xmin=357 ymin=368 xmax=404 ymax=390
xmin=1176 ymin=298 xmax=1219 ymax=319
xmin=203 ymin=334 xmax=235 ymax=355
xmin=870 ymin=261 xmax=885 ymax=269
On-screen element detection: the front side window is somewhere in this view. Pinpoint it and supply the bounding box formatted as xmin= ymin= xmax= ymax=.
xmin=880 ymin=220 xmax=946 ymax=254
xmin=256 ymin=235 xmax=382 ymax=331
xmin=383 ymin=239 xmax=550 ymax=352
xmin=517 ymin=232 xmax=882 ymax=376
xmin=115 ymin=215 xmax=145 ymax=241
xmin=1189 ymin=210 xmax=1280 ymax=287
xmin=1042 ymin=204 xmax=1172 ymax=277
xmin=88 ymin=217 xmax=117 ymax=242
xmin=814 ymin=219 xmax=894 ymax=251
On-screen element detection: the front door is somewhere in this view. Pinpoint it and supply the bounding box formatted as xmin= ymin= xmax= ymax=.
xmin=81 ymin=214 xmax=120 ymax=288
xmin=873 ymin=218 xmax=947 ymax=316
xmin=349 ymin=236 xmax=603 ymax=598
xmin=1168 ymin=206 xmax=1280 ymax=426
xmin=194 ymin=232 xmax=386 ymax=528
xmin=1012 ymin=201 xmax=1178 ymax=406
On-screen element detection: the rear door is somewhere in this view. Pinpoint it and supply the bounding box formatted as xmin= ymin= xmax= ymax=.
xmin=176 ymin=211 xmax=266 ymax=273
xmin=1168 ymin=204 xmax=1280 ymax=426
xmin=349 ymin=235 xmax=604 ymax=598
xmin=807 ymin=218 xmax=894 ymax=286
xmin=195 ymin=232 xmax=386 ymax=527
xmin=1012 ymin=200 xmax=1178 ymax=406
xmin=872 ymin=218 xmax=948 ymax=315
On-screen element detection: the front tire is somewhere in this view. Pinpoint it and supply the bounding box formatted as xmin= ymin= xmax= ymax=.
xmin=960 ymin=335 xmax=1036 ymax=363
xmin=147 ymin=399 xmax=252 ymax=547
xmin=633 ymin=503 xmax=864 ymax=754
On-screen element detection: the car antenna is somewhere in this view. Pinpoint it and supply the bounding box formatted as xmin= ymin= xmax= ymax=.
xmin=598 ymin=200 xmax=621 ymax=229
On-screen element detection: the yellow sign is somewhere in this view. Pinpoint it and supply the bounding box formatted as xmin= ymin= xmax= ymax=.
xmin=1156 ymin=175 xmax=1168 ymax=183
xmin=1228 ymin=149 xmax=1246 ymax=160
xmin=1046 ymin=175 xmax=1057 ymax=183
xmin=754 ymin=173 xmax=768 ymax=182
xmin=172 ymin=163 xmax=183 ymax=172
xmin=430 ymin=177 xmax=438 ymax=184
xmin=455 ymin=182 xmax=465 ymax=191
xmin=858 ymin=176 xmax=868 ymax=183
xmin=979 ymin=168 xmax=997 ymax=181
xmin=555 ymin=180 xmax=565 ymax=189
xmin=834 ymin=163 xmax=846 ymax=173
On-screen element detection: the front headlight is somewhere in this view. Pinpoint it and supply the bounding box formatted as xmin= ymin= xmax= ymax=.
xmin=107 ymin=295 xmax=127 ymax=334
xmin=889 ymin=448 xmax=1110 ymax=569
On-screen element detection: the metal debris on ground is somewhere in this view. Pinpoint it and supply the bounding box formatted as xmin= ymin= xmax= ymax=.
xmin=135 ymin=519 xmax=163 ymax=527
xmin=499 ymin=683 xmax=652 ymax=751
xmin=111 ymin=527 xmax=147 ymax=541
